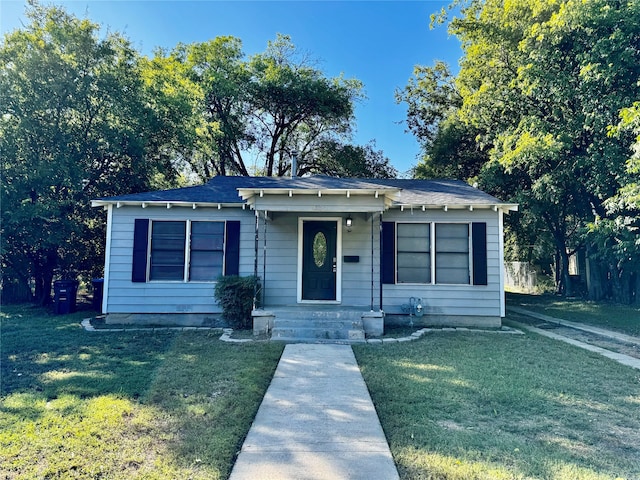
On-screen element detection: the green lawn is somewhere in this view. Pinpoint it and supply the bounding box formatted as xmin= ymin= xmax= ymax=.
xmin=507 ymin=292 xmax=640 ymax=336
xmin=354 ymin=328 xmax=640 ymax=480
xmin=4 ymin=302 xmax=640 ymax=480
xmin=1 ymin=305 xmax=283 ymax=479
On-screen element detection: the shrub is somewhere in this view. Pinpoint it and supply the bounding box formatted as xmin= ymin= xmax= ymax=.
xmin=213 ymin=275 xmax=259 ymax=329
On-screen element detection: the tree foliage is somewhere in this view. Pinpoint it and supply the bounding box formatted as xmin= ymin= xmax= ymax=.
xmin=400 ymin=0 xmax=640 ymax=301
xmin=1 ymin=4 xmax=392 ymax=305
xmin=0 ymin=3 xmax=184 ymax=304
xmin=585 ymin=103 xmax=640 ymax=302
xmin=303 ymin=140 xmax=397 ymax=179
xmin=153 ymin=34 xmax=364 ymax=180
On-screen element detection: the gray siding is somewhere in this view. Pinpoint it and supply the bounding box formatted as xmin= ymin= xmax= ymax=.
xmin=258 ymin=212 xmax=380 ymax=308
xmin=105 ymin=204 xmax=504 ymax=320
xmin=259 ymin=213 xmax=298 ymax=305
xmin=105 ymin=205 xmax=255 ymax=314
xmin=381 ymin=208 xmax=502 ymax=317
xmin=341 ymin=212 xmax=380 ymax=308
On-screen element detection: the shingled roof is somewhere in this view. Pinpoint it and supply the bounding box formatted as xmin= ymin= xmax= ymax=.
xmin=92 ymin=175 xmax=516 ymax=210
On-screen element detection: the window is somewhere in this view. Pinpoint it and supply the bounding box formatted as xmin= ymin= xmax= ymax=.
xmin=382 ymin=221 xmax=486 ymax=287
xmin=189 ymin=221 xmax=224 ymax=281
xmin=150 ymin=221 xmax=186 ymax=281
xmin=148 ymin=220 xmax=224 ymax=282
xmin=397 ymin=223 xmax=430 ymax=283
xmin=435 ymin=223 xmax=470 ymax=284
xmin=133 ymin=219 xmax=240 ymax=283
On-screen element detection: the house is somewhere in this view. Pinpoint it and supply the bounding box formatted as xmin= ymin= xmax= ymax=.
xmin=91 ymin=175 xmax=517 ymax=340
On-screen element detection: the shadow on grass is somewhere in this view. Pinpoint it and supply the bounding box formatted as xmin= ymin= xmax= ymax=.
xmin=139 ymin=333 xmax=284 ymax=476
xmin=2 ymin=307 xmax=175 ymax=401
xmin=354 ymin=332 xmax=640 ymax=480
xmin=1 ymin=305 xmax=283 ymax=479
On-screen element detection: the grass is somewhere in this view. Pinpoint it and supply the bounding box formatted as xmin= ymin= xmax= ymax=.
xmin=507 ymin=293 xmax=640 ymax=336
xmin=4 ymin=298 xmax=640 ymax=479
xmin=354 ymin=327 xmax=640 ymax=480
xmin=1 ymin=305 xmax=284 ymax=479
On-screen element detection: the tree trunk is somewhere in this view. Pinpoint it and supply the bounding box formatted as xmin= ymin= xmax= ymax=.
xmin=554 ymin=251 xmax=562 ymax=294
xmin=558 ymin=247 xmax=573 ymax=297
xmin=630 ymin=271 xmax=638 ymax=305
xmin=33 ymin=270 xmax=54 ymax=306
xmin=32 ymin=248 xmax=57 ymax=306
xmin=585 ymin=254 xmax=606 ymax=301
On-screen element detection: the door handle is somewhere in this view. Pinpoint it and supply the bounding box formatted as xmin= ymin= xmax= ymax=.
xmin=332 ymin=257 xmax=337 ymax=273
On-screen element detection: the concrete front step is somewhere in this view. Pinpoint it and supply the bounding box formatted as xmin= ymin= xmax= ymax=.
xmin=272 ymin=310 xmax=366 ymax=321
xmin=271 ymin=320 xmax=365 ymax=342
xmin=271 ymin=336 xmax=366 ymax=344
xmin=270 ymin=308 xmax=366 ymax=343
xmin=273 ymin=318 xmax=363 ymax=329
xmin=253 ymin=307 xmax=382 ymax=342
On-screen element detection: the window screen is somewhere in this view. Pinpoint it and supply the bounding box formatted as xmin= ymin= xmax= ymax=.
xmin=189 ymin=221 xmax=224 ymax=281
xmin=397 ymin=223 xmax=431 ymax=284
xmin=435 ymin=223 xmax=470 ymax=284
xmin=150 ymin=221 xmax=186 ymax=280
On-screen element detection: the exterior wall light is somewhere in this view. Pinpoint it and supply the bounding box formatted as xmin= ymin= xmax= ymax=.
xmin=345 ymin=216 xmax=353 ymax=228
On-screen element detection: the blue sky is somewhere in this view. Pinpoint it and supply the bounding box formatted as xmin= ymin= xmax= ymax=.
xmin=1 ymin=1 xmax=463 ymax=175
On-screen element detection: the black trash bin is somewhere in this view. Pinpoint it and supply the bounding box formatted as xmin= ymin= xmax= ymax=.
xmin=53 ymin=280 xmax=79 ymax=314
xmin=92 ymin=278 xmax=104 ymax=312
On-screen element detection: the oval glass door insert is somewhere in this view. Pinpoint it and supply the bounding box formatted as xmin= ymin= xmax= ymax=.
xmin=313 ymin=232 xmax=327 ymax=267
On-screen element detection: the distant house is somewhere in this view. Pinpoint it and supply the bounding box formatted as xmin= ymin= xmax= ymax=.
xmin=92 ymin=175 xmax=517 ymax=340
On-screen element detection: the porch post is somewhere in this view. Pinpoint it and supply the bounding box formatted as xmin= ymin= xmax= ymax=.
xmin=253 ymin=209 xmax=259 ymax=309
xmin=370 ymin=212 xmax=374 ymax=311
xmin=262 ymin=210 xmax=268 ymax=307
xmin=379 ymin=211 xmax=383 ymax=312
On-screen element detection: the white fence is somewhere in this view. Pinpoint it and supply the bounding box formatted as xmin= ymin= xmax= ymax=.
xmin=504 ymin=262 xmax=538 ymax=293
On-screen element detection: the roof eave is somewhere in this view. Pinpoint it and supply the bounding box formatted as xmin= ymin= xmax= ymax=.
xmin=90 ymin=200 xmax=244 ymax=209
xmin=392 ymin=203 xmax=519 ymax=213
xmin=237 ymin=187 xmax=400 ymax=201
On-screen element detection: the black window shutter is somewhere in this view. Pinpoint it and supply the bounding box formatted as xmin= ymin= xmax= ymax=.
xmin=132 ymin=219 xmax=149 ymax=282
xmin=472 ymin=222 xmax=488 ymax=285
xmin=224 ymin=221 xmax=241 ymax=276
xmin=381 ymin=222 xmax=396 ymax=284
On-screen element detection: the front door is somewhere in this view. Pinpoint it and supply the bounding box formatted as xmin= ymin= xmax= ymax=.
xmin=302 ymin=221 xmax=337 ymax=301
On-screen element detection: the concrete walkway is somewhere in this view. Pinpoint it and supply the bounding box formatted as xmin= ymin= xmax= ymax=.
xmin=507 ymin=306 xmax=640 ymax=346
xmin=507 ymin=307 xmax=640 ymax=370
xmin=229 ymin=344 xmax=399 ymax=480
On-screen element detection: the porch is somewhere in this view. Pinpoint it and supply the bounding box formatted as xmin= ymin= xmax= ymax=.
xmin=240 ymin=181 xmax=393 ymax=342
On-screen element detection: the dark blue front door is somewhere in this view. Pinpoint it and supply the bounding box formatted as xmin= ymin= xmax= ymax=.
xmin=302 ymin=221 xmax=337 ymax=300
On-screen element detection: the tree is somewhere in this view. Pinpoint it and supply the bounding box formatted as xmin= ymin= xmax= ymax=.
xmin=401 ymin=0 xmax=640 ymax=299
xmin=396 ymin=61 xmax=488 ymax=181
xmin=154 ymin=34 xmax=364 ymax=180
xmin=585 ymin=102 xmax=640 ymax=302
xmin=0 ymin=2 xmax=182 ymax=304
xmin=304 ymin=140 xmax=397 ymax=178
xmin=182 ymin=36 xmax=253 ymax=177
